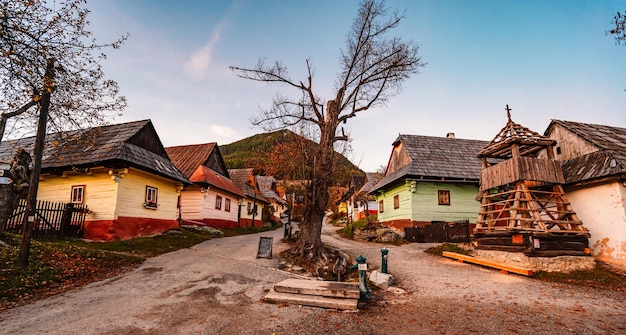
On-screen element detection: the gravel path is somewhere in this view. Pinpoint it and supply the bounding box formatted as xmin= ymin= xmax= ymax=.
xmin=0 ymin=220 xmax=624 ymax=335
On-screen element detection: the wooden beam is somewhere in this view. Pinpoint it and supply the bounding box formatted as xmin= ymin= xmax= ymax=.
xmin=442 ymin=251 xmax=534 ymax=276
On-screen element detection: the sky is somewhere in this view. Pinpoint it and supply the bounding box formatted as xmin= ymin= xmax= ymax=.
xmin=85 ymin=0 xmax=626 ymax=172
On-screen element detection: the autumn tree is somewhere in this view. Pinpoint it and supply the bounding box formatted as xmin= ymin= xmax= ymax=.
xmin=231 ymin=0 xmax=424 ymax=261
xmin=0 ymin=0 xmax=127 ymax=141
xmin=0 ymin=0 xmax=127 ymax=267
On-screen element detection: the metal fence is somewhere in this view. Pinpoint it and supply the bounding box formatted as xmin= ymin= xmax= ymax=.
xmin=4 ymin=199 xmax=88 ymax=238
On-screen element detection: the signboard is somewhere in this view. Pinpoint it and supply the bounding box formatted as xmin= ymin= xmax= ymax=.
xmin=256 ymin=236 xmax=273 ymax=259
xmin=0 ymin=176 xmax=13 ymax=185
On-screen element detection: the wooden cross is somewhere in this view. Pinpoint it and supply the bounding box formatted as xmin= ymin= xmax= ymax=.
xmin=505 ymin=104 xmax=512 ymax=119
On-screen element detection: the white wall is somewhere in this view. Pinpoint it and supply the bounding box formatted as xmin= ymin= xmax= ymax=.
xmin=567 ymin=181 xmax=626 ymax=269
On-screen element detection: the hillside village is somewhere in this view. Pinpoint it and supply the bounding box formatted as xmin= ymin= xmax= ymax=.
xmin=1 ymin=110 xmax=625 ymax=271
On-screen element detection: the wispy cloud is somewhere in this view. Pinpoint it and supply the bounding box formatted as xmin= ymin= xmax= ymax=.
xmin=184 ymin=22 xmax=225 ymax=80
xmin=209 ymin=124 xmax=240 ymax=141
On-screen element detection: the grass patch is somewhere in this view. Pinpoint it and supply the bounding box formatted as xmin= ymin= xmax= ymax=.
xmin=337 ymin=217 xmax=370 ymax=239
xmin=425 ymin=242 xmax=470 ymax=256
xmin=533 ymin=262 xmax=626 ymax=291
xmin=221 ymin=225 xmax=277 ymax=237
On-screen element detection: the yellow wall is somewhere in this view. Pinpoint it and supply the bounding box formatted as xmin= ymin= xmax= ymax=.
xmin=116 ymin=168 xmax=180 ymax=221
xmin=37 ymin=167 xmax=180 ymax=222
xmin=37 ymin=168 xmax=118 ymax=221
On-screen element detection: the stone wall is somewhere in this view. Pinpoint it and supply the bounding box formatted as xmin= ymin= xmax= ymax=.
xmin=473 ymin=250 xmax=596 ymax=273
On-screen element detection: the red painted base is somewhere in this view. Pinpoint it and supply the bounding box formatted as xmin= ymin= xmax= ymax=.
xmin=84 ymin=216 xmax=179 ymax=241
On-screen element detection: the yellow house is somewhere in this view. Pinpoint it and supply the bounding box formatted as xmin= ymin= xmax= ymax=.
xmin=0 ymin=120 xmax=190 ymax=241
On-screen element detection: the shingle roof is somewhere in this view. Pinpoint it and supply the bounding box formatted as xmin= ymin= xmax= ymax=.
xmin=370 ymin=134 xmax=488 ymax=193
xmin=189 ymin=165 xmax=243 ymax=197
xmin=228 ymin=168 xmax=269 ymax=203
xmin=478 ymin=114 xmax=555 ymax=159
xmin=256 ymin=176 xmax=286 ymax=204
xmin=0 ymin=120 xmax=189 ymax=183
xmin=548 ymin=120 xmax=626 ymax=183
xmin=165 ymin=143 xmax=217 ymax=178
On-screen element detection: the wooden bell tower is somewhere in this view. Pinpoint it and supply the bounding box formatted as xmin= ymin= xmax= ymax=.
xmin=473 ymin=106 xmax=590 ymax=257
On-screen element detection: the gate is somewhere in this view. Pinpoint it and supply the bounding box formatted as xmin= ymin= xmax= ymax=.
xmin=4 ymin=200 xmax=88 ymax=238
xmin=403 ymin=219 xmax=471 ymax=243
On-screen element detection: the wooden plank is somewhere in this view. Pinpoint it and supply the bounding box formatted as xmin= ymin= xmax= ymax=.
xmin=263 ymin=289 xmax=358 ymax=310
xmin=274 ymin=279 xmax=360 ymax=299
xmin=442 ymin=251 xmax=534 ymax=276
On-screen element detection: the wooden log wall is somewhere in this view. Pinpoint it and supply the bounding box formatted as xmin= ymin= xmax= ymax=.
xmin=480 ymin=157 xmax=565 ymax=191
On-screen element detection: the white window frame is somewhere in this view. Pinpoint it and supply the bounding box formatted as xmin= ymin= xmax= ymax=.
xmin=145 ymin=186 xmax=158 ymax=209
xmin=71 ymin=185 xmax=85 ymax=204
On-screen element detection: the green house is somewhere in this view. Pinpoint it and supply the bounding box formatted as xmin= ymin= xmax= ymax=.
xmin=369 ymin=134 xmax=489 ymax=234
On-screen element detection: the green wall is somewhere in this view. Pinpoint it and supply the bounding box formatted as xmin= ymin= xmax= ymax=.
xmin=376 ymin=180 xmax=480 ymax=223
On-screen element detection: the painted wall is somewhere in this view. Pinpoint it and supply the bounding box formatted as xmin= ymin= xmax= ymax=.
xmin=567 ymin=182 xmax=626 ymax=269
xmin=376 ymin=180 xmax=480 ymax=231
xmin=239 ymin=197 xmax=264 ymax=227
xmin=179 ymin=186 xmax=240 ymax=228
xmin=37 ymin=167 xmax=181 ymax=240
xmin=412 ymin=182 xmax=480 ymax=222
xmin=37 ymin=168 xmax=118 ymax=221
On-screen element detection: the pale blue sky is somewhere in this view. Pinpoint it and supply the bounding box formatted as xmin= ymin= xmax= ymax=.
xmin=87 ymin=0 xmax=626 ymax=172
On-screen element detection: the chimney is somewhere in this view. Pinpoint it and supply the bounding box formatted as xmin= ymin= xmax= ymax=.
xmin=446 ymin=132 xmax=455 ymax=138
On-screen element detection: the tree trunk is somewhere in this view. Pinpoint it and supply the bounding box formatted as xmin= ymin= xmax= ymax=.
xmin=18 ymin=58 xmax=54 ymax=268
xmin=291 ymin=100 xmax=339 ymax=261
xmin=0 ymin=150 xmax=32 ymax=231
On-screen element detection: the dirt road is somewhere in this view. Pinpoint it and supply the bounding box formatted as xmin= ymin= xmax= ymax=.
xmin=0 ymin=221 xmax=624 ymax=334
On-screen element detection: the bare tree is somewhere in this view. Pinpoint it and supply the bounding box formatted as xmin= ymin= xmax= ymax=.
xmin=0 ymin=0 xmax=128 ymax=141
xmin=231 ymin=0 xmax=424 ymax=261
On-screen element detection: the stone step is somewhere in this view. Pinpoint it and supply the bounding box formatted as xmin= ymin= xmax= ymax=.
xmin=263 ymin=289 xmax=358 ymax=310
xmin=273 ymin=278 xmax=360 ymax=299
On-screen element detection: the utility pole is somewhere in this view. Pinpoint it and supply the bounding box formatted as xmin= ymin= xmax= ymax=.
xmin=18 ymin=58 xmax=55 ymax=268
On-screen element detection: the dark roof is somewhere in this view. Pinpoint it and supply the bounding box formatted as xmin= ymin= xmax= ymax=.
xmin=548 ymin=120 xmax=626 ymax=183
xmin=371 ymin=134 xmax=488 ymax=193
xmin=0 ymin=120 xmax=189 ymax=184
xmin=189 ymin=165 xmax=243 ymax=197
xmin=165 ymin=143 xmax=217 ymax=178
xmin=478 ymin=114 xmax=555 ymax=159
xmin=228 ymin=168 xmax=269 ymax=204
xmin=256 ymin=176 xmax=286 ymax=204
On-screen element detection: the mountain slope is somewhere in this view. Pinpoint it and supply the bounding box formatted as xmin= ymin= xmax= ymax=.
xmin=221 ymin=130 xmax=362 ymax=186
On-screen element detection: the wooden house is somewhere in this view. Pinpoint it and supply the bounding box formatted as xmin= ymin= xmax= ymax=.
xmin=369 ymin=134 xmax=488 ymax=234
xmin=256 ymin=176 xmax=287 ymax=223
xmin=474 ymin=111 xmax=589 ymax=257
xmin=543 ymin=119 xmax=626 ymax=267
xmin=0 ymin=120 xmax=190 ymax=241
xmin=228 ymin=168 xmax=269 ymax=227
xmin=165 ymin=143 xmax=244 ymax=229
xmin=337 ymin=174 xmax=366 ymax=223
xmin=339 ymin=173 xmax=381 ymax=223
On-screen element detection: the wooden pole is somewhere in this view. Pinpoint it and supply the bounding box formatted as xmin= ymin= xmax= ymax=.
xmin=18 ymin=58 xmax=54 ymax=268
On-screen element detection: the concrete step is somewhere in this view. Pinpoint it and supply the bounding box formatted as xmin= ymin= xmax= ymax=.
xmin=263 ymin=289 xmax=358 ymax=310
xmin=273 ymin=278 xmax=360 ymax=299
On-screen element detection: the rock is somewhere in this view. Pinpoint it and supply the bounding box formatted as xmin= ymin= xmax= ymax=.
xmin=375 ymin=229 xmax=402 ymax=243
xmin=369 ymin=270 xmax=394 ymax=290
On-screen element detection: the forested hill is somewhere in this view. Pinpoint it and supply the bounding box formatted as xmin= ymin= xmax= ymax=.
xmin=220 ymin=130 xmax=363 ymax=186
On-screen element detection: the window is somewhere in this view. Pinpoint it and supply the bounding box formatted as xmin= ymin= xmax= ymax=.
xmin=225 ymin=198 xmax=231 ymax=212
xmin=145 ymin=186 xmax=158 ymax=209
xmin=247 ymin=202 xmax=252 ymax=214
xmin=379 ymin=200 xmax=384 ymax=213
xmin=394 ymin=195 xmax=400 ymax=209
xmin=438 ymin=190 xmax=450 ymax=206
xmin=215 ymin=195 xmax=222 ymax=209
xmin=71 ymin=185 xmax=85 ymax=204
